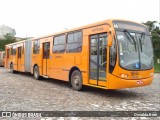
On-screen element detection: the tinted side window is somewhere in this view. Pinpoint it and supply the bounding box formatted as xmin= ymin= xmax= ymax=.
xmin=66 ymin=31 xmax=82 ymax=53
xmin=11 ymin=45 xmax=16 ymax=55
xmin=53 ymin=35 xmax=65 ymax=53
xmin=33 ymin=40 xmax=40 ymax=54
xmin=59 ymin=35 xmax=65 ymax=44
xmin=74 ymin=32 xmax=82 ymax=42
xmin=54 ymin=37 xmax=59 ymax=45
xmin=66 ymin=42 xmax=82 ymax=52
xmin=67 ymin=34 xmax=74 ymax=43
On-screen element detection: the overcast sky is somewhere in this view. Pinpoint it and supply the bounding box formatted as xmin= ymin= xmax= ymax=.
xmin=0 ymin=0 xmax=159 ymax=38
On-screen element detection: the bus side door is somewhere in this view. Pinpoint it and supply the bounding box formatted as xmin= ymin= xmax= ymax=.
xmin=42 ymin=42 xmax=50 ymax=76
xmin=17 ymin=44 xmax=24 ymax=71
xmin=6 ymin=49 xmax=10 ymax=68
xmin=89 ymin=33 xmax=108 ymax=87
xmin=17 ymin=46 xmax=22 ymax=71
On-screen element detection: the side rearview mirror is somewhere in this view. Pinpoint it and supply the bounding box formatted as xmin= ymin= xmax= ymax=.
xmin=108 ymin=34 xmax=113 ymax=47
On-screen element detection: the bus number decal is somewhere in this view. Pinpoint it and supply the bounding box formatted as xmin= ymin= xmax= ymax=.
xmin=92 ymin=27 xmax=104 ymax=32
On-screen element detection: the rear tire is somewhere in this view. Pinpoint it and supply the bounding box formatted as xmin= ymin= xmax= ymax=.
xmin=71 ymin=70 xmax=83 ymax=91
xmin=10 ymin=63 xmax=15 ymax=73
xmin=34 ymin=66 xmax=40 ymax=80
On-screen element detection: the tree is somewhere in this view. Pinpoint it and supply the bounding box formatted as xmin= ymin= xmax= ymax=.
xmin=143 ymin=21 xmax=157 ymax=32
xmin=143 ymin=21 xmax=160 ymax=62
xmin=0 ymin=33 xmax=16 ymax=51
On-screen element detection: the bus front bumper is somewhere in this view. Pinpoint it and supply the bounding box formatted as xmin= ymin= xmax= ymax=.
xmin=108 ymin=75 xmax=153 ymax=89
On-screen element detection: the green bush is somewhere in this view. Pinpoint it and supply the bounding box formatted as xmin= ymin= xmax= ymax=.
xmin=154 ymin=63 xmax=160 ymax=73
xmin=0 ymin=34 xmax=16 ymax=51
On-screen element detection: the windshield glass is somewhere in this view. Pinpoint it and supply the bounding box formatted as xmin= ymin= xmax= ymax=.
xmin=117 ymin=31 xmax=139 ymax=70
xmin=137 ymin=34 xmax=154 ymax=69
xmin=116 ymin=31 xmax=153 ymax=70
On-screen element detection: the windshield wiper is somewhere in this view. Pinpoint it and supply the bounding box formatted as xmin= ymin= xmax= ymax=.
xmin=123 ymin=29 xmax=137 ymax=51
xmin=139 ymin=33 xmax=145 ymax=52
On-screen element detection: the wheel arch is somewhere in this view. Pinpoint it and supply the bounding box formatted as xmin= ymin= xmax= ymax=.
xmin=69 ymin=66 xmax=81 ymax=84
xmin=33 ymin=64 xmax=39 ymax=72
xmin=10 ymin=62 xmax=13 ymax=68
xmin=33 ymin=64 xmax=41 ymax=80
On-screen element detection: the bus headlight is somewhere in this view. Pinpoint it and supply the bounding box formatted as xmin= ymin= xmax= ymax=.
xmin=120 ymin=73 xmax=128 ymax=78
xmin=149 ymin=72 xmax=153 ymax=77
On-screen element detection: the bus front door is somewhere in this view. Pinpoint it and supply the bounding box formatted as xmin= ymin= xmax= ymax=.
xmin=89 ymin=33 xmax=107 ymax=87
xmin=42 ymin=42 xmax=50 ymax=76
xmin=17 ymin=46 xmax=22 ymax=71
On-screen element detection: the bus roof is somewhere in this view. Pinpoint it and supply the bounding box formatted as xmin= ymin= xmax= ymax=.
xmin=32 ymin=19 xmax=112 ymax=40
xmin=6 ymin=19 xmax=147 ymax=46
xmin=32 ymin=19 xmax=147 ymax=40
xmin=5 ymin=38 xmax=32 ymax=47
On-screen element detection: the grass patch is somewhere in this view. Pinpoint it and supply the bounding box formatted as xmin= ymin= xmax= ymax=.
xmin=154 ymin=63 xmax=160 ymax=73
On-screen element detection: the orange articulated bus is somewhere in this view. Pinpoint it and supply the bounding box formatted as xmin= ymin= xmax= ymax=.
xmin=5 ymin=19 xmax=154 ymax=90
xmin=5 ymin=40 xmax=32 ymax=73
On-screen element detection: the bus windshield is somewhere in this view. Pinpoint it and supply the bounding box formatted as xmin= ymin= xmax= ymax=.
xmin=116 ymin=31 xmax=153 ymax=70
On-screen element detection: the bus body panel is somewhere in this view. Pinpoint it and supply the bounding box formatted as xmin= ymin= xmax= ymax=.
xmin=108 ymin=73 xmax=153 ymax=89
xmin=31 ymin=40 xmax=42 ymax=75
xmin=4 ymin=19 xmax=154 ymax=90
xmin=25 ymin=40 xmax=32 ymax=72
xmin=0 ymin=51 xmax=5 ymax=66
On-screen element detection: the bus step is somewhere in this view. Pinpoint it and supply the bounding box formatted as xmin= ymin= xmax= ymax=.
xmin=43 ymin=75 xmax=48 ymax=78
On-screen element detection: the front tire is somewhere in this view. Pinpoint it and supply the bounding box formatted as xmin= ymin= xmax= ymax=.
xmin=34 ymin=66 xmax=40 ymax=80
xmin=71 ymin=70 xmax=83 ymax=91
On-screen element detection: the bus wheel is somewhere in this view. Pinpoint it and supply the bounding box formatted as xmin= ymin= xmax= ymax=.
xmin=10 ymin=63 xmax=15 ymax=73
xmin=34 ymin=66 xmax=40 ymax=80
xmin=71 ymin=70 xmax=83 ymax=91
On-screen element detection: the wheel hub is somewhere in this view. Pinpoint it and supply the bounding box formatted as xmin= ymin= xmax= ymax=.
xmin=74 ymin=75 xmax=80 ymax=86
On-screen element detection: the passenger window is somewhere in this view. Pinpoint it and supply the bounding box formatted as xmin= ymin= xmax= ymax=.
xmin=54 ymin=37 xmax=59 ymax=45
xmin=53 ymin=34 xmax=65 ymax=53
xmin=59 ymin=35 xmax=65 ymax=44
xmin=67 ymin=34 xmax=74 ymax=43
xmin=66 ymin=31 xmax=82 ymax=53
xmin=33 ymin=40 xmax=40 ymax=54
xmin=11 ymin=45 xmax=16 ymax=55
